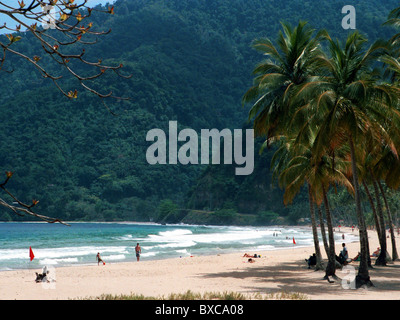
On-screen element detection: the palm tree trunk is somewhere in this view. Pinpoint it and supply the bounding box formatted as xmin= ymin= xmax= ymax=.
xmin=371 ymin=175 xmax=387 ymax=266
xmin=317 ymin=205 xmax=329 ymax=257
xmin=308 ymin=183 xmax=324 ymax=270
xmin=322 ymin=185 xmax=336 ymax=278
xmin=378 ymin=181 xmax=399 ymax=261
xmin=362 ymin=181 xmax=382 ymax=243
xmin=359 ymin=185 xmax=372 ymax=268
xmin=349 ymin=136 xmax=372 ymax=287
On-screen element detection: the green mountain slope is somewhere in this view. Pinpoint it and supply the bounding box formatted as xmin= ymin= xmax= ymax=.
xmin=0 ymin=0 xmax=398 ymax=222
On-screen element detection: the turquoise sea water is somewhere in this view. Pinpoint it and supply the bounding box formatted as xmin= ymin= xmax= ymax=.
xmin=0 ymin=222 xmax=358 ymax=271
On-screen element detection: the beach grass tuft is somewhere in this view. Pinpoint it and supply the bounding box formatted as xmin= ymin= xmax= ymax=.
xmin=84 ymin=290 xmax=308 ymax=300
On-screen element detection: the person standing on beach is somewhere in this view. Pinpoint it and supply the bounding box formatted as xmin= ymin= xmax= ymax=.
xmin=96 ymin=252 xmax=105 ymax=266
xmin=339 ymin=243 xmax=348 ymax=265
xmin=341 ymin=243 xmax=348 ymax=260
xmin=135 ymin=243 xmax=141 ymax=262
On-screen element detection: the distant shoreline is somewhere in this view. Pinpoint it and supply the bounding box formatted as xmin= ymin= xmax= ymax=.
xmin=0 ymin=220 xmax=317 ymax=228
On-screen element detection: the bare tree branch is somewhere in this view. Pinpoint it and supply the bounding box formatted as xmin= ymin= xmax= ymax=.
xmin=0 ymin=0 xmax=131 ymax=103
xmin=0 ymin=172 xmax=70 ymax=226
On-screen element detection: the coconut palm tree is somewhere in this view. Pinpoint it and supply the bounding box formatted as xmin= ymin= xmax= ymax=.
xmin=372 ymin=146 xmax=400 ymax=262
xmin=271 ymin=138 xmax=324 ymax=271
xmin=273 ymin=132 xmax=353 ymax=278
xmin=243 ymin=21 xmax=327 ymax=270
xmin=243 ymin=21 xmax=323 ymax=145
xmin=357 ymin=131 xmax=389 ymax=265
xmin=292 ymin=31 xmax=400 ymax=287
xmin=377 ymin=6 xmax=400 ymax=261
xmin=376 ymin=11 xmax=400 ymax=261
xmin=384 ymin=7 xmax=400 ymax=66
xmin=244 ymin=20 xmax=400 ymax=288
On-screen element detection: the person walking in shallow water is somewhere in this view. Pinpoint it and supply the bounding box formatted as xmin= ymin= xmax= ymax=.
xmin=135 ymin=243 xmax=141 ymax=262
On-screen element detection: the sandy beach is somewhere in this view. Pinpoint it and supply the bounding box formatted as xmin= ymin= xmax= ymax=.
xmin=1 ymin=227 xmax=399 ymax=300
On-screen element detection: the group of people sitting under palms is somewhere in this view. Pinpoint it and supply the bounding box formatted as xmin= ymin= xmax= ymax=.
xmin=305 ymin=243 xmax=381 ymax=269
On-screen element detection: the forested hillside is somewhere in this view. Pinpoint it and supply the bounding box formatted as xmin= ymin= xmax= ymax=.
xmin=0 ymin=0 xmax=398 ymax=224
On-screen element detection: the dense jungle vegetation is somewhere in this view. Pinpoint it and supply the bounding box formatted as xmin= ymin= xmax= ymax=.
xmin=1 ymin=0 xmax=399 ymax=226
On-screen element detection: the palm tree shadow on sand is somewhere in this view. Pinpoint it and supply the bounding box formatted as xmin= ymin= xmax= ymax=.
xmin=197 ymin=259 xmax=400 ymax=298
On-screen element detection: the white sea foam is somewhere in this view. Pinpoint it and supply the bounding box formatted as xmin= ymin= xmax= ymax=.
xmin=0 ymin=249 xmax=28 ymax=261
xmin=157 ymin=241 xmax=197 ymax=248
xmin=113 ymin=234 xmax=134 ymax=241
xmin=102 ymin=254 xmax=126 ymax=261
xmin=253 ymin=245 xmax=275 ymax=251
xmin=147 ymin=229 xmax=193 ymax=242
xmin=146 ymin=228 xmax=276 ymax=246
xmin=141 ymin=252 xmax=157 ymax=257
xmin=189 ymin=230 xmax=271 ymax=244
xmin=176 ymin=249 xmax=189 ymax=254
xmin=39 ymin=257 xmax=79 ymax=265
xmin=176 ymin=249 xmax=191 ymax=257
xmin=0 ymin=246 xmax=129 ymax=262
xmin=159 ymin=229 xmax=193 ymax=237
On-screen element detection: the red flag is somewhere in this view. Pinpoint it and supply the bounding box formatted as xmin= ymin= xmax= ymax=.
xmin=293 ymin=237 xmax=296 ymax=245
xmin=29 ymin=246 xmax=35 ymax=261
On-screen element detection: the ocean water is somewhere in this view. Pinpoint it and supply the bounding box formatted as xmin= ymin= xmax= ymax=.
xmin=0 ymin=222 xmax=358 ymax=271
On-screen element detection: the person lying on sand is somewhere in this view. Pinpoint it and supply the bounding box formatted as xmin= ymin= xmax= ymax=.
xmin=243 ymin=253 xmax=261 ymax=258
xmin=371 ymin=247 xmax=380 ymax=257
xmin=351 ymin=252 xmax=360 ymax=262
xmin=35 ymin=272 xmax=48 ymax=283
xmin=35 ymin=266 xmax=55 ymax=283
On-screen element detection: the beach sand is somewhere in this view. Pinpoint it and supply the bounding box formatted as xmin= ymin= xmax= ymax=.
xmin=1 ymin=227 xmax=399 ymax=300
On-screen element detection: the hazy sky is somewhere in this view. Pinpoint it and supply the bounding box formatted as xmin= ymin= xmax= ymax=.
xmin=0 ymin=0 xmax=116 ymax=34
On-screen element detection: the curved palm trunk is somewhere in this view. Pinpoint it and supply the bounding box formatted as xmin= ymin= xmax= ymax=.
xmin=378 ymin=181 xmax=399 ymax=261
xmin=362 ymin=181 xmax=382 ymax=245
xmin=322 ymin=186 xmax=336 ymax=279
xmin=349 ymin=136 xmax=373 ymax=287
xmin=361 ymin=181 xmax=378 ymax=268
xmin=371 ymin=176 xmax=387 ymax=266
xmin=317 ymin=205 xmax=329 ymax=257
xmin=308 ymin=183 xmax=324 ymax=270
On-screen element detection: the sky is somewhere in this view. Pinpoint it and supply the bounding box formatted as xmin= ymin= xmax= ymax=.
xmin=0 ymin=0 xmax=116 ymax=34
